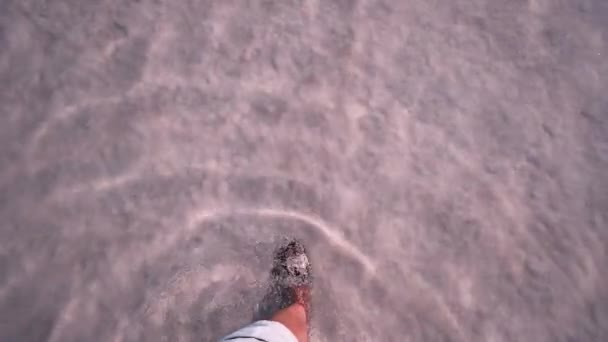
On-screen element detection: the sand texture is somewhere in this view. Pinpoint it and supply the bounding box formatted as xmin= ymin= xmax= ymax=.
xmin=1 ymin=0 xmax=607 ymax=341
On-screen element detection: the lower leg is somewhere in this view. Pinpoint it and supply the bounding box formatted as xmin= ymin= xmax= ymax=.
xmin=271 ymin=301 xmax=308 ymax=342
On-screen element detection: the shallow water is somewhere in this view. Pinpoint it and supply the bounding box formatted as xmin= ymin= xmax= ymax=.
xmin=1 ymin=0 xmax=607 ymax=341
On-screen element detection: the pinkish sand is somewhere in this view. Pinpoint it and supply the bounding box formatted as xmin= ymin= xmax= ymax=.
xmin=1 ymin=0 xmax=607 ymax=341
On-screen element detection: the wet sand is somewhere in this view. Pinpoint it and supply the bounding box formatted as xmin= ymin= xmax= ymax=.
xmin=1 ymin=0 xmax=607 ymax=341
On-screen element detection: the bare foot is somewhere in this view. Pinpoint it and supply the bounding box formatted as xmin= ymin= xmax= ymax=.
xmin=269 ymin=239 xmax=312 ymax=342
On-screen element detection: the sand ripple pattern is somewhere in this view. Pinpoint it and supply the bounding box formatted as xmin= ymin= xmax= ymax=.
xmin=1 ymin=0 xmax=607 ymax=341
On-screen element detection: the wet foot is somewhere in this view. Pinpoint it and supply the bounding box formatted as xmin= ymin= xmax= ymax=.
xmin=255 ymin=239 xmax=313 ymax=320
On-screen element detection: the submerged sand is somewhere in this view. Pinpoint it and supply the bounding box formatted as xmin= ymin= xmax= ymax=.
xmin=1 ymin=0 xmax=607 ymax=341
